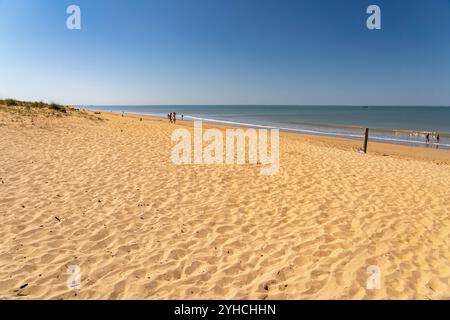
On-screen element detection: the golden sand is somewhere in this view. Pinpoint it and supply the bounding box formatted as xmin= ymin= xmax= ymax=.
xmin=0 ymin=108 xmax=449 ymax=299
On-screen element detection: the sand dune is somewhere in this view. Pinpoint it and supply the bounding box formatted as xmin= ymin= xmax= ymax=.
xmin=0 ymin=108 xmax=449 ymax=299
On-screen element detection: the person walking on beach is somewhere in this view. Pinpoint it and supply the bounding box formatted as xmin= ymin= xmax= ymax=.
xmin=173 ymin=112 xmax=177 ymax=124
xmin=426 ymin=133 xmax=430 ymax=144
xmin=182 ymin=114 xmax=184 ymax=121
xmin=436 ymin=134 xmax=440 ymax=144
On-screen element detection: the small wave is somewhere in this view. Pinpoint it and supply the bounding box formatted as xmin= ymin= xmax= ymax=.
xmin=188 ymin=117 xmax=450 ymax=148
xmin=87 ymin=108 xmax=450 ymax=149
xmin=279 ymin=127 xmax=364 ymax=138
xmin=186 ymin=116 xmax=278 ymax=129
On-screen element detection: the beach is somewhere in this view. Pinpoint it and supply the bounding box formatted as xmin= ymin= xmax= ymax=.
xmin=0 ymin=107 xmax=449 ymax=299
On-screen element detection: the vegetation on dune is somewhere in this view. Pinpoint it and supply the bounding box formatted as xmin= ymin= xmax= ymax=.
xmin=0 ymin=99 xmax=69 ymax=113
xmin=0 ymin=98 xmax=105 ymax=123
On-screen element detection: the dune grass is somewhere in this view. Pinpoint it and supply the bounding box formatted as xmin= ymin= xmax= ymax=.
xmin=0 ymin=99 xmax=69 ymax=113
xmin=0 ymin=99 xmax=106 ymax=124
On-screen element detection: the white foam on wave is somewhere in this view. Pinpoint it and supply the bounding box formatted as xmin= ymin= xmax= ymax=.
xmin=91 ymin=109 xmax=450 ymax=149
xmin=188 ymin=117 xmax=450 ymax=148
xmin=186 ymin=116 xmax=277 ymax=129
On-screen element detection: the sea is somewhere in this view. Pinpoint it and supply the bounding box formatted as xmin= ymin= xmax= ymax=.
xmin=85 ymin=105 xmax=450 ymax=150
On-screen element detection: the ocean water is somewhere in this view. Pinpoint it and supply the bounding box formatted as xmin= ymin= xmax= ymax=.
xmin=86 ymin=105 xmax=450 ymax=149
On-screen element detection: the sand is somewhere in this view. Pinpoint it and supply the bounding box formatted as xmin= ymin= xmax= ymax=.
xmin=0 ymin=107 xmax=449 ymax=299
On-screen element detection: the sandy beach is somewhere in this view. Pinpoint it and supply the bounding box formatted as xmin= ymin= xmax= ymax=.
xmin=0 ymin=107 xmax=449 ymax=299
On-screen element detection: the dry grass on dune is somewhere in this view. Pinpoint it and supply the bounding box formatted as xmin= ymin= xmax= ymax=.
xmin=0 ymin=106 xmax=449 ymax=299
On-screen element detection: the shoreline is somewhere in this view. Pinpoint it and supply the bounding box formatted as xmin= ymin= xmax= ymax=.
xmin=83 ymin=107 xmax=450 ymax=150
xmin=1 ymin=106 xmax=450 ymax=299
xmin=88 ymin=109 xmax=450 ymax=164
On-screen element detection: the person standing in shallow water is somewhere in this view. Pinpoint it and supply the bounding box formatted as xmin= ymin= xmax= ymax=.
xmin=426 ymin=133 xmax=430 ymax=144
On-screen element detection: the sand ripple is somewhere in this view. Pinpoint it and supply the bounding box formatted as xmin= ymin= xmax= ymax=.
xmin=0 ymin=111 xmax=449 ymax=299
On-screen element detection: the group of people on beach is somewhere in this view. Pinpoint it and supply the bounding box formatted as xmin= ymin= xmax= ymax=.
xmin=168 ymin=112 xmax=184 ymax=124
xmin=168 ymin=112 xmax=176 ymax=124
xmin=425 ymin=133 xmax=440 ymax=144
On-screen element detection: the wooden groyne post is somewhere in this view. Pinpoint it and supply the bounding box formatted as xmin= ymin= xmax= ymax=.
xmin=363 ymin=128 xmax=369 ymax=153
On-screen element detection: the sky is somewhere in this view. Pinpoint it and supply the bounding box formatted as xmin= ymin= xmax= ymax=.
xmin=1 ymin=0 xmax=450 ymax=106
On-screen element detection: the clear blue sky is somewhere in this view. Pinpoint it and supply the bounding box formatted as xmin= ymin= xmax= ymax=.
xmin=1 ymin=0 xmax=450 ymax=105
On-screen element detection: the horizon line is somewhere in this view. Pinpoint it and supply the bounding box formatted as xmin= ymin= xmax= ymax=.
xmin=80 ymin=104 xmax=450 ymax=108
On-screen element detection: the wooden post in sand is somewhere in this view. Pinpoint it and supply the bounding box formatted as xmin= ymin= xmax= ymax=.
xmin=363 ymin=128 xmax=369 ymax=153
